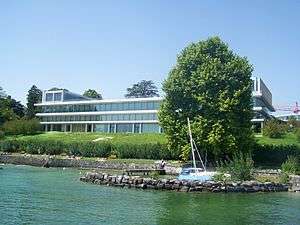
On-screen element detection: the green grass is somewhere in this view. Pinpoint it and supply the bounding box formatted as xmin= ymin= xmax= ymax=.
xmin=7 ymin=131 xmax=300 ymax=147
xmin=255 ymin=132 xmax=300 ymax=147
xmin=7 ymin=132 xmax=167 ymax=145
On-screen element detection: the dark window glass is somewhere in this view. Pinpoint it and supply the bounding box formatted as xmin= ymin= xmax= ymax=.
xmin=46 ymin=93 xmax=53 ymax=102
xmin=54 ymin=93 xmax=62 ymax=101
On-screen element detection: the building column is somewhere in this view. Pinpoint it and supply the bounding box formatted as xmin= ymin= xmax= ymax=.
xmin=261 ymin=121 xmax=264 ymax=134
xmin=50 ymin=124 xmax=53 ymax=131
xmin=85 ymin=124 xmax=88 ymax=132
xmin=70 ymin=124 xmax=73 ymax=132
xmin=132 ymin=124 xmax=135 ymax=133
xmin=91 ymin=124 xmax=94 ymax=132
xmin=45 ymin=124 xmax=48 ymax=132
xmin=114 ymin=124 xmax=117 ymax=133
xmin=139 ymin=123 xmax=142 ymax=133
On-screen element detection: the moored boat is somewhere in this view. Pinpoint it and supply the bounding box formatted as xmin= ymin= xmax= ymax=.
xmin=177 ymin=118 xmax=216 ymax=181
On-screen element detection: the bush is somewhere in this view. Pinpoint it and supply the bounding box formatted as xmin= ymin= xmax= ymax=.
xmin=0 ymin=130 xmax=5 ymax=139
xmin=281 ymin=155 xmax=299 ymax=175
xmin=295 ymin=129 xmax=300 ymax=142
xmin=112 ymin=142 xmax=174 ymax=160
xmin=217 ymin=153 xmax=254 ymax=181
xmin=263 ymin=119 xmax=287 ymax=138
xmin=2 ymin=119 xmax=42 ymax=135
xmin=252 ymin=143 xmax=300 ymax=166
xmin=0 ymin=139 xmax=20 ymax=152
xmin=0 ymin=138 xmax=174 ymax=160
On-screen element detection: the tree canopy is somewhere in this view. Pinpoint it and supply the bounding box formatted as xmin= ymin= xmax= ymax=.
xmin=26 ymin=85 xmax=42 ymax=119
xmin=0 ymin=86 xmax=25 ymax=125
xmin=125 ymin=80 xmax=160 ymax=98
xmin=159 ymin=37 xmax=254 ymax=160
xmin=83 ymin=89 xmax=103 ymax=99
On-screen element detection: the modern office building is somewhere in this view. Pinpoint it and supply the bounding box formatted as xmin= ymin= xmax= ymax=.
xmin=251 ymin=77 xmax=275 ymax=132
xmin=35 ymin=77 xmax=274 ymax=133
xmin=35 ymin=89 xmax=163 ymax=133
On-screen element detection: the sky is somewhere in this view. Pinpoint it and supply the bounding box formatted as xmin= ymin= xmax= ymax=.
xmin=0 ymin=0 xmax=299 ymax=110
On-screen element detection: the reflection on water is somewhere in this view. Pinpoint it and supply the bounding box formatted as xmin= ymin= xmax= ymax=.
xmin=0 ymin=165 xmax=299 ymax=225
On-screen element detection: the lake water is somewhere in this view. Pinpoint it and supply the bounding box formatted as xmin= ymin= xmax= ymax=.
xmin=0 ymin=164 xmax=299 ymax=225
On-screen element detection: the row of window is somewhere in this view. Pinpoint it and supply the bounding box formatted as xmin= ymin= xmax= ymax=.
xmin=45 ymin=123 xmax=161 ymax=133
xmin=41 ymin=113 xmax=158 ymax=122
xmin=41 ymin=101 xmax=161 ymax=113
xmin=46 ymin=92 xmax=62 ymax=102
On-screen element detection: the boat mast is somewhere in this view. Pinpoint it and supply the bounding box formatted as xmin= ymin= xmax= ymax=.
xmin=187 ymin=117 xmax=207 ymax=171
xmin=187 ymin=117 xmax=197 ymax=170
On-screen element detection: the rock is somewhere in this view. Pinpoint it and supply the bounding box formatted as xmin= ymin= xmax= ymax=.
xmin=179 ymin=186 xmax=190 ymax=192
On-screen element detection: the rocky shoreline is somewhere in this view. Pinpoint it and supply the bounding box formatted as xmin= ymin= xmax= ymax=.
xmin=0 ymin=153 xmax=180 ymax=174
xmin=80 ymin=172 xmax=290 ymax=193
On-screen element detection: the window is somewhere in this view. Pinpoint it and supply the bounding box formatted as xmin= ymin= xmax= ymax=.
xmin=128 ymin=102 xmax=134 ymax=110
xmin=54 ymin=93 xmax=62 ymax=101
xmin=94 ymin=124 xmax=109 ymax=133
xmin=141 ymin=123 xmax=159 ymax=133
xmin=46 ymin=93 xmax=53 ymax=102
xmin=134 ymin=124 xmax=140 ymax=133
xmin=116 ymin=124 xmax=133 ymax=133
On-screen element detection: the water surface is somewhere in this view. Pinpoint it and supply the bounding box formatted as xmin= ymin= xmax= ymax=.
xmin=0 ymin=165 xmax=299 ymax=225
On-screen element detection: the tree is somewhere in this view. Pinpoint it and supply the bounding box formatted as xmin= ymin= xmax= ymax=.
xmin=0 ymin=86 xmax=6 ymax=98
xmin=159 ymin=37 xmax=254 ymax=160
xmin=125 ymin=80 xmax=160 ymax=98
xmin=0 ymin=87 xmax=19 ymax=126
xmin=7 ymin=96 xmax=25 ymax=118
xmin=26 ymin=85 xmax=42 ymax=119
xmin=263 ymin=119 xmax=287 ymax=138
xmin=83 ymin=89 xmax=103 ymax=99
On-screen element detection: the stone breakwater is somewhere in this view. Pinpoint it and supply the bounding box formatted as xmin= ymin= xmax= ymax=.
xmin=80 ymin=172 xmax=289 ymax=193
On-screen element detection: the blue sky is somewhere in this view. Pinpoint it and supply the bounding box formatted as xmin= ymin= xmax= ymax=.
xmin=0 ymin=0 xmax=299 ymax=109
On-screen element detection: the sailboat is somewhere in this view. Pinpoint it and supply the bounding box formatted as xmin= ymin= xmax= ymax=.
xmin=177 ymin=118 xmax=216 ymax=181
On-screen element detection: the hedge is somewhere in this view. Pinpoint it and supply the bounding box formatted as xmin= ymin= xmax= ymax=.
xmin=0 ymin=139 xmax=175 ymax=160
xmin=252 ymin=143 xmax=300 ymax=166
xmin=1 ymin=139 xmax=299 ymax=164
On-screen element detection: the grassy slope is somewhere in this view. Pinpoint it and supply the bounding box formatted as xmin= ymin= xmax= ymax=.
xmin=8 ymin=132 xmax=167 ymax=144
xmin=256 ymin=132 xmax=300 ymax=147
xmin=7 ymin=131 xmax=299 ymax=147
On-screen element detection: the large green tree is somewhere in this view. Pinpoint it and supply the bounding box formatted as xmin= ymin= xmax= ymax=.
xmin=159 ymin=37 xmax=254 ymax=160
xmin=125 ymin=80 xmax=160 ymax=98
xmin=0 ymin=87 xmax=19 ymax=125
xmin=26 ymin=85 xmax=42 ymax=119
xmin=83 ymin=89 xmax=103 ymax=99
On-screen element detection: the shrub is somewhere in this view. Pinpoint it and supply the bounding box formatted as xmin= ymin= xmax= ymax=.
xmin=0 ymin=139 xmax=24 ymax=152
xmin=0 ymin=130 xmax=5 ymax=139
xmin=112 ymin=142 xmax=173 ymax=160
xmin=281 ymin=155 xmax=299 ymax=175
xmin=2 ymin=119 xmax=42 ymax=135
xmin=252 ymin=143 xmax=300 ymax=166
xmin=279 ymin=173 xmax=290 ymax=184
xmin=263 ymin=119 xmax=287 ymax=138
xmin=295 ymin=129 xmax=300 ymax=142
xmin=217 ymin=153 xmax=254 ymax=181
xmin=0 ymin=138 xmax=174 ymax=160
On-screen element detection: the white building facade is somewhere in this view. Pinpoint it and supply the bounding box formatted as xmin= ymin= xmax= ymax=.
xmin=35 ymin=89 xmax=162 ymax=133
xmin=35 ymin=77 xmax=274 ymax=133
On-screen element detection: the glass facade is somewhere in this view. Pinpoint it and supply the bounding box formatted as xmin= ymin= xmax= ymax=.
xmin=38 ymin=97 xmax=162 ymax=133
xmin=46 ymin=93 xmax=53 ymax=102
xmin=41 ymin=113 xmax=158 ymax=122
xmin=41 ymin=101 xmax=161 ymax=113
xmin=54 ymin=93 xmax=62 ymax=101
